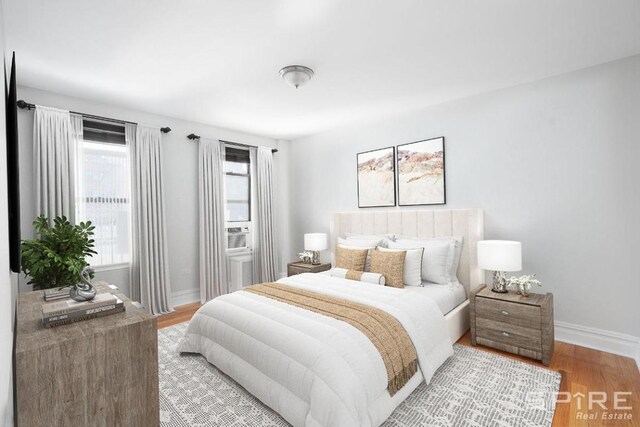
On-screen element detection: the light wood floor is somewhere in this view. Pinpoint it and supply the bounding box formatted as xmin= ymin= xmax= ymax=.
xmin=157 ymin=302 xmax=202 ymax=329
xmin=158 ymin=304 xmax=639 ymax=427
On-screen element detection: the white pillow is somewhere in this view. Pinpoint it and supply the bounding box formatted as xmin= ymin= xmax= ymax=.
xmin=389 ymin=237 xmax=463 ymax=284
xmin=338 ymin=236 xmax=387 ymax=248
xmin=329 ymin=268 xmax=386 ymax=285
xmin=377 ymin=246 xmax=424 ymax=287
xmin=344 ymin=233 xmax=395 ymax=244
xmin=394 ymin=236 xmax=463 ymax=271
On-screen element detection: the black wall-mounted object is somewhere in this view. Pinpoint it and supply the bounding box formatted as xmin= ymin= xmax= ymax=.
xmin=6 ymin=52 xmax=21 ymax=273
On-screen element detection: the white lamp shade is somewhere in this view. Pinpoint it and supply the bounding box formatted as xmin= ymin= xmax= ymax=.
xmin=304 ymin=233 xmax=328 ymax=251
xmin=477 ymin=240 xmax=522 ymax=272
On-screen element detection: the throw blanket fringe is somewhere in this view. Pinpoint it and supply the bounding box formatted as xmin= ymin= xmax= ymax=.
xmin=243 ymin=282 xmax=418 ymax=396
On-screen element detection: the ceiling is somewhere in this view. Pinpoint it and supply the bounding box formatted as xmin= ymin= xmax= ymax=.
xmin=5 ymin=0 xmax=640 ymax=139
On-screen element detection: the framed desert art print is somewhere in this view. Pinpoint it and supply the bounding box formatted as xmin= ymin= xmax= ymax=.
xmin=397 ymin=137 xmax=446 ymax=206
xmin=356 ymin=146 xmax=396 ymax=208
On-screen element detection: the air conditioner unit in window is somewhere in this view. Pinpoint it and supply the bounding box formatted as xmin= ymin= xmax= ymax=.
xmin=226 ymin=222 xmax=251 ymax=252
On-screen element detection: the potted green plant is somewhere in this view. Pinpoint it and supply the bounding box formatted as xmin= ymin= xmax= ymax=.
xmin=21 ymin=215 xmax=97 ymax=290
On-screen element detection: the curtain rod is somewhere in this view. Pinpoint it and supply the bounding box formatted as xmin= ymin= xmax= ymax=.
xmin=17 ymin=100 xmax=172 ymax=133
xmin=186 ymin=133 xmax=278 ymax=153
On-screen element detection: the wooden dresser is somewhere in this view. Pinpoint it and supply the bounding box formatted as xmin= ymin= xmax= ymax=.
xmin=15 ymin=282 xmax=159 ymax=426
xmin=287 ymin=262 xmax=332 ymax=276
xmin=471 ymin=285 xmax=554 ymax=365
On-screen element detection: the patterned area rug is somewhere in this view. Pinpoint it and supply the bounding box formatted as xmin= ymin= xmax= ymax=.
xmin=159 ymin=323 xmax=560 ymax=427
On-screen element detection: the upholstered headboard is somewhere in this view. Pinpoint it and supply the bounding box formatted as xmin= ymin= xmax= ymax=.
xmin=329 ymin=209 xmax=484 ymax=297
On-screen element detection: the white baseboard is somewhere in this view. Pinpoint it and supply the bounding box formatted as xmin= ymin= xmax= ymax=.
xmin=555 ymin=321 xmax=640 ymax=371
xmin=171 ymin=289 xmax=200 ymax=307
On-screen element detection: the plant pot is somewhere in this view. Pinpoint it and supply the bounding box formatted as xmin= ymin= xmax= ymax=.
xmin=517 ymin=283 xmax=531 ymax=297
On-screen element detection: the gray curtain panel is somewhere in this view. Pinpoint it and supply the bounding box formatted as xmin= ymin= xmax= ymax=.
xmin=198 ymin=138 xmax=228 ymax=302
xmin=252 ymin=146 xmax=278 ymax=282
xmin=33 ymin=106 xmax=82 ymax=223
xmin=127 ymin=124 xmax=173 ymax=314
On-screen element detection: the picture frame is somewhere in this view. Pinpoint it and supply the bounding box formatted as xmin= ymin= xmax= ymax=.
xmin=356 ymin=146 xmax=396 ymax=208
xmin=396 ymin=136 xmax=446 ymax=206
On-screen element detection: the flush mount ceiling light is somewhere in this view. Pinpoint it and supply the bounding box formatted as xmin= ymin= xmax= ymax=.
xmin=279 ymin=65 xmax=314 ymax=89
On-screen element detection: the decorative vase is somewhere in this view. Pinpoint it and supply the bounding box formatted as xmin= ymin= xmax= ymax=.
xmin=491 ymin=271 xmax=508 ymax=293
xmin=517 ymin=283 xmax=531 ymax=297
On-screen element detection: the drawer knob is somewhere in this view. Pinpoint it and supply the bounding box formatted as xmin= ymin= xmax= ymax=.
xmin=501 ymin=310 xmax=509 ymax=316
xmin=501 ymin=331 xmax=510 ymax=337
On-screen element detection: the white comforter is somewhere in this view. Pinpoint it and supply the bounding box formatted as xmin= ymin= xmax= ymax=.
xmin=178 ymin=273 xmax=453 ymax=427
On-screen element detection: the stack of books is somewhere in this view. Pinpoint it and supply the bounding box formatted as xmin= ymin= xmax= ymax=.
xmin=41 ymin=293 xmax=125 ymax=328
xmin=44 ymin=287 xmax=72 ymax=301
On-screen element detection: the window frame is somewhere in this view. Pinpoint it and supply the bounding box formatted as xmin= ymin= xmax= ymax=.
xmin=75 ymin=136 xmax=131 ymax=268
xmin=224 ymin=147 xmax=251 ymax=223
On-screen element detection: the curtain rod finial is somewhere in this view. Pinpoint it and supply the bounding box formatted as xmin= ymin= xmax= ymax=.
xmin=160 ymin=127 xmax=171 ymax=134
xmin=187 ymin=133 xmax=200 ymax=140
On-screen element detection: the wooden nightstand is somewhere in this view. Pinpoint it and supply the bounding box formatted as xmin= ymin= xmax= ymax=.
xmin=471 ymin=285 xmax=554 ymax=365
xmin=287 ymin=262 xmax=331 ymax=276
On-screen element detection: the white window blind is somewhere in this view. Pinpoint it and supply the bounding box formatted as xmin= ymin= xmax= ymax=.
xmin=75 ymin=141 xmax=130 ymax=266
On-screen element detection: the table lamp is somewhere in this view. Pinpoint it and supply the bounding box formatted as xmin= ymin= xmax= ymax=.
xmin=477 ymin=240 xmax=522 ymax=293
xmin=304 ymin=233 xmax=327 ymax=265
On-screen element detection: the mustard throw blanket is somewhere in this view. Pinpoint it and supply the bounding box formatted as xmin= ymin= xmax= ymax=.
xmin=243 ymin=282 xmax=418 ymax=396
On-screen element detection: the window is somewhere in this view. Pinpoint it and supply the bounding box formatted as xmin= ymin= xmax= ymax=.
xmin=224 ymin=147 xmax=251 ymax=222
xmin=75 ymin=120 xmax=130 ymax=266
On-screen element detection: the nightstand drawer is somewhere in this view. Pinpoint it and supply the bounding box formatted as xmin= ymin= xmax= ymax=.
xmin=476 ymin=317 xmax=541 ymax=351
xmin=476 ymin=297 xmax=541 ymax=329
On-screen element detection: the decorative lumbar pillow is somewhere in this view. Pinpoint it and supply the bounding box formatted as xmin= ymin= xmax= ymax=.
xmin=390 ymin=237 xmax=463 ymax=284
xmin=329 ymin=268 xmax=386 ymax=285
xmin=377 ymin=246 xmax=424 ymax=287
xmin=335 ymin=246 xmax=369 ymax=271
xmin=370 ymin=248 xmax=406 ymax=288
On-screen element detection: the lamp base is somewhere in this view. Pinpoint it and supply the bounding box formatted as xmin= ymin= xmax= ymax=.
xmin=310 ymin=251 xmax=320 ymax=265
xmin=491 ymin=271 xmax=509 ymax=293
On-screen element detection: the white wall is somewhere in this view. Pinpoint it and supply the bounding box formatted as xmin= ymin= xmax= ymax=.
xmin=0 ymin=1 xmax=16 ymax=424
xmin=17 ymin=86 xmax=292 ymax=301
xmin=290 ymin=55 xmax=640 ymax=339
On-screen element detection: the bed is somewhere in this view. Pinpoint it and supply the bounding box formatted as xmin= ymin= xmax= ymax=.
xmin=179 ymin=208 xmax=484 ymax=427
xmin=318 ymin=270 xmax=467 ymax=315
xmin=329 ymin=209 xmax=484 ymax=343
